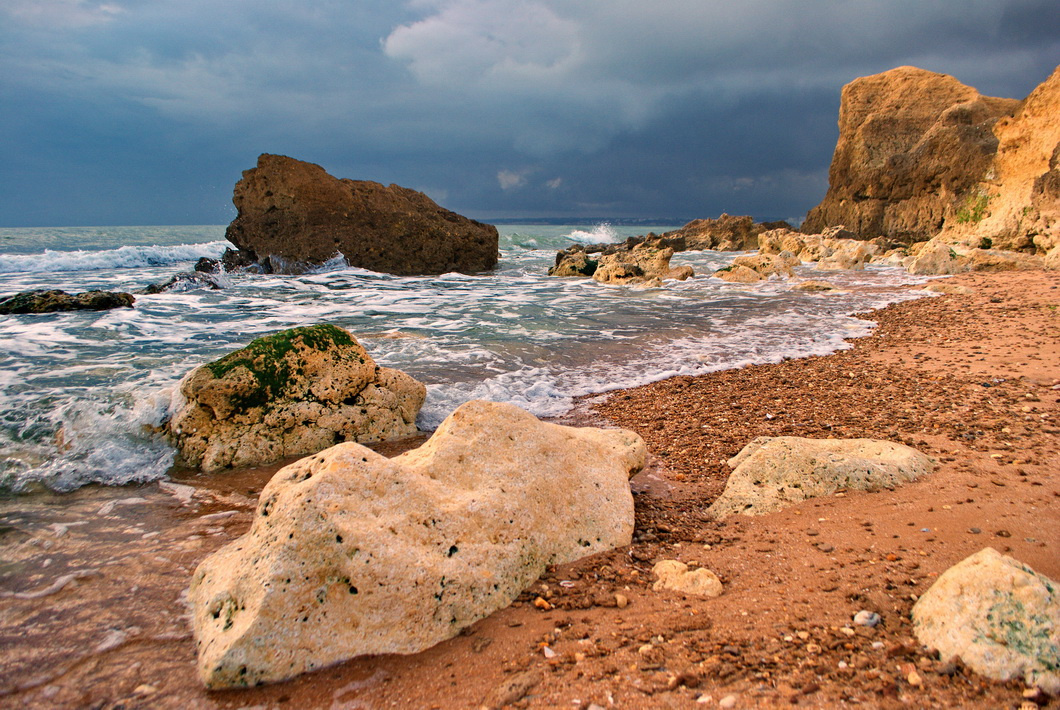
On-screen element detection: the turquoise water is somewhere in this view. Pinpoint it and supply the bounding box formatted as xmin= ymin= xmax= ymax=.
xmin=0 ymin=224 xmax=930 ymax=493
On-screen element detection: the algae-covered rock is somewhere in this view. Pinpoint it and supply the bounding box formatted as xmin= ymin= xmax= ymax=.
xmin=707 ymin=436 xmax=934 ymax=519
xmin=912 ymin=548 xmax=1059 ymax=694
xmin=166 ymin=324 xmax=425 ymax=471
xmin=188 ymin=400 xmax=647 ymax=688
xmin=0 ymin=289 xmax=135 ymax=314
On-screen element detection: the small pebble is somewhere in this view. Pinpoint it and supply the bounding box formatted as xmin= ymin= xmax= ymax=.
xmin=542 ymin=646 xmax=556 ymax=659
xmin=853 ymin=610 xmax=881 ymax=627
xmin=615 ymin=593 xmax=629 ymax=609
xmin=968 ymin=527 xmax=981 ymax=534
xmin=719 ymin=694 xmax=738 ymax=709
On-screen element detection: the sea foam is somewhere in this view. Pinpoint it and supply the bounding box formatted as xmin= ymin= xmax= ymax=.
xmin=0 ymin=242 xmax=229 ymax=274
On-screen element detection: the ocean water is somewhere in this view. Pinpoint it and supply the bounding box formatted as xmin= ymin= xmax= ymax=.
xmin=0 ymin=223 xmax=932 ymax=493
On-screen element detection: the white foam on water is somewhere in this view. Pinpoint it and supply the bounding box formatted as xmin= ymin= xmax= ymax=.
xmin=567 ymin=223 xmax=621 ymax=244
xmin=0 ymin=242 xmax=228 ymax=275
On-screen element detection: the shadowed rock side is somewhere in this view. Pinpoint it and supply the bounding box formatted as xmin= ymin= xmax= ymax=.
xmin=0 ymin=289 xmax=135 ymax=314
xmin=189 ymin=400 xmax=647 ymax=688
xmin=223 ymin=154 xmax=499 ymax=275
xmin=802 ymin=66 xmax=1022 ymax=242
xmin=165 ymin=324 xmax=425 ymax=472
xmin=663 ymin=214 xmax=792 ymax=251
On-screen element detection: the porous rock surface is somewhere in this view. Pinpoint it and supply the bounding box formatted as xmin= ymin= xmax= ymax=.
xmin=912 ymin=547 xmax=1059 ymax=694
xmin=165 ymin=324 xmax=424 ymax=472
xmin=0 ymin=289 xmax=134 ymax=314
xmin=802 ymin=66 xmax=1022 ymax=242
xmin=188 ymin=400 xmax=647 ymax=688
xmin=652 ymin=560 xmax=723 ymax=598
xmin=223 ymin=154 xmax=499 ymax=275
xmin=706 ymin=436 xmax=935 ymax=519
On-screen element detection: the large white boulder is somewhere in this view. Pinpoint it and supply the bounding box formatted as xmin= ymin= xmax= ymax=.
xmin=166 ymin=324 xmax=425 ymax=471
xmin=707 ymin=436 xmax=935 ymax=519
xmin=913 ymin=548 xmax=1059 ymax=694
xmin=188 ymin=400 xmax=647 ymax=688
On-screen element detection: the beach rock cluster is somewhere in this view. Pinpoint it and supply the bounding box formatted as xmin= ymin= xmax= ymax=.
xmin=189 ymin=400 xmax=647 ymax=688
xmin=706 ymin=436 xmax=935 ymax=519
xmin=660 ymin=214 xmax=791 ymax=251
xmin=802 ymin=65 xmax=1060 ymax=256
xmin=222 ymin=154 xmax=499 ymax=276
xmin=550 ymin=237 xmax=694 ymax=286
xmin=913 ymin=547 xmax=1059 ymax=694
xmin=165 ymin=324 xmax=424 ymax=472
xmin=0 ymin=289 xmax=134 ymax=314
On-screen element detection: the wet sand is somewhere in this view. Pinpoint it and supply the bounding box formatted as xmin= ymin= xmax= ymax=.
xmin=0 ymin=269 xmax=1057 ymax=709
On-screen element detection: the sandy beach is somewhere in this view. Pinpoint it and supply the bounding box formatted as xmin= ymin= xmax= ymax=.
xmin=1 ymin=269 xmax=1057 ymax=709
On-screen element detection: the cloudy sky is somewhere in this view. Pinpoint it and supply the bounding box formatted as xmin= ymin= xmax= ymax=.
xmin=1 ymin=0 xmax=1057 ymax=227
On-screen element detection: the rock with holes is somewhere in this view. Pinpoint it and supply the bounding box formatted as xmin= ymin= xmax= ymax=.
xmin=706 ymin=436 xmax=934 ymax=519
xmin=188 ymin=400 xmax=647 ymax=688
xmin=652 ymin=560 xmax=723 ymax=598
xmin=913 ymin=547 xmax=1059 ymax=694
xmin=165 ymin=324 xmax=424 ymax=471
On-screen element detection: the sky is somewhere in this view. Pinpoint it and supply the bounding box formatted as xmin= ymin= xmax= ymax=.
xmin=0 ymin=1 xmax=1057 ymax=227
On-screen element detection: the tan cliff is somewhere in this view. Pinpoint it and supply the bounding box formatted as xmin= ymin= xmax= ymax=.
xmin=803 ymin=65 xmax=1059 ymax=254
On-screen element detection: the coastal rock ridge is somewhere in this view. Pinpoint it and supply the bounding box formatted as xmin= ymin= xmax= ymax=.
xmin=189 ymin=400 xmax=647 ymax=688
xmin=165 ymin=324 xmax=425 ymax=471
xmin=223 ymin=154 xmax=499 ymax=275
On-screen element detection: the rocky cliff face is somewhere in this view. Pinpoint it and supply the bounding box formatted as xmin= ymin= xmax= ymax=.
xmin=224 ymin=154 xmax=499 ymax=275
xmin=802 ymin=66 xmax=1024 ymax=243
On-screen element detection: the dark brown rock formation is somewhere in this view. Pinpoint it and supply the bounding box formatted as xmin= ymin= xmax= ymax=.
xmin=663 ymin=214 xmax=791 ymax=251
xmin=223 ymin=154 xmax=499 ymax=275
xmin=0 ymin=290 xmax=134 ymax=314
xmin=802 ymin=66 xmax=1022 ymax=242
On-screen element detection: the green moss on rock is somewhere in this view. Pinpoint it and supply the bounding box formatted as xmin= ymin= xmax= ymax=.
xmin=204 ymin=324 xmax=360 ymax=412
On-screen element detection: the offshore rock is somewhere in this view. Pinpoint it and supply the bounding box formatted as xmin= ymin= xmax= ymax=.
xmin=707 ymin=436 xmax=935 ymax=519
xmin=165 ymin=324 xmax=424 ymax=472
xmin=803 ymin=66 xmax=1022 ymax=242
xmin=913 ymin=548 xmax=1059 ymax=694
xmin=142 ymin=271 xmax=229 ymax=294
xmin=551 ymin=237 xmax=694 ymax=285
xmin=224 ymin=154 xmax=499 ymax=275
xmin=662 ymin=214 xmax=791 ymax=251
xmin=188 ymin=400 xmax=647 ymax=688
xmin=0 ymin=289 xmax=134 ymax=314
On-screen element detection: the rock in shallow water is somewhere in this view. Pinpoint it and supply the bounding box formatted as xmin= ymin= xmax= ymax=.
xmin=189 ymin=400 xmax=647 ymax=688
xmin=0 ymin=289 xmax=134 ymax=314
xmin=707 ymin=436 xmax=935 ymax=519
xmin=913 ymin=547 xmax=1059 ymax=694
xmin=165 ymin=324 xmax=424 ymax=471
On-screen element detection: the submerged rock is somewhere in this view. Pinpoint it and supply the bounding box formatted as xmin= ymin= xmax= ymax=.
xmin=165 ymin=324 xmax=425 ymax=472
xmin=912 ymin=547 xmax=1059 ymax=694
xmin=707 ymin=436 xmax=935 ymax=519
xmin=0 ymin=289 xmax=134 ymax=314
xmin=223 ymin=154 xmax=499 ymax=275
xmin=188 ymin=400 xmax=647 ymax=688
xmin=142 ymin=271 xmax=230 ymax=294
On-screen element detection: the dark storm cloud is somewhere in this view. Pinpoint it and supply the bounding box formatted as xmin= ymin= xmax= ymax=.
xmin=0 ymin=0 xmax=1056 ymax=226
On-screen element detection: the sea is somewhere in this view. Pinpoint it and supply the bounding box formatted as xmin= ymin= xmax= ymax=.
xmin=0 ymin=223 xmax=933 ymax=495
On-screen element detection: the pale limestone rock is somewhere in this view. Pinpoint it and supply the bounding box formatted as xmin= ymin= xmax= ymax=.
xmin=732 ymin=253 xmax=796 ymax=278
xmin=714 ymin=265 xmax=763 ymax=283
xmin=592 ymin=240 xmax=694 ymax=285
xmin=652 ymin=560 xmax=723 ymax=598
xmin=189 ymin=400 xmax=647 ymax=688
xmin=166 ymin=324 xmax=425 ymax=472
xmin=1045 ymin=245 xmax=1060 ymax=270
xmin=907 ymin=240 xmax=965 ymax=275
xmin=912 ymin=548 xmax=1059 ymax=694
xmin=707 ymin=436 xmax=935 ymax=519
xmin=925 ymin=282 xmax=975 ymax=295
